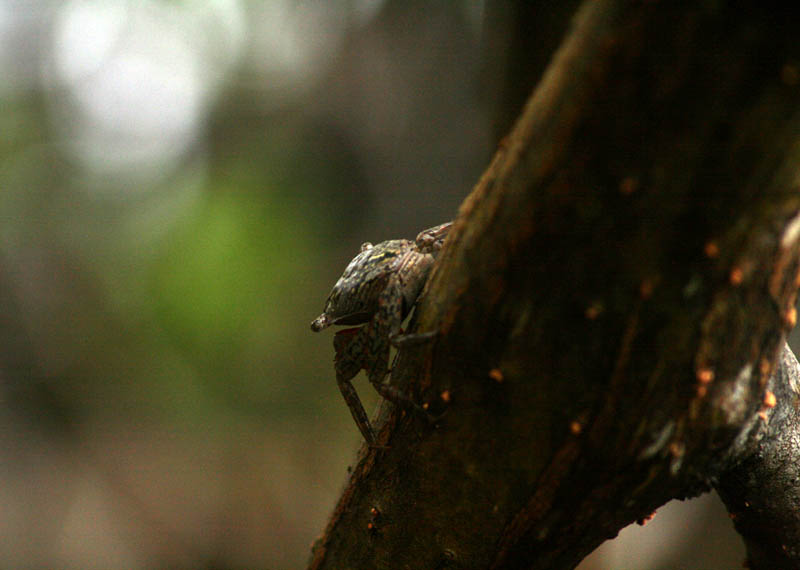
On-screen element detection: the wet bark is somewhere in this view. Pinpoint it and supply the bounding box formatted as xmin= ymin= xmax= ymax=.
xmin=716 ymin=345 xmax=800 ymax=569
xmin=309 ymin=1 xmax=800 ymax=568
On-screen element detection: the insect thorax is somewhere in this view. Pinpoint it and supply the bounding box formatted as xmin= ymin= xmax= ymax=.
xmin=322 ymin=239 xmax=413 ymax=326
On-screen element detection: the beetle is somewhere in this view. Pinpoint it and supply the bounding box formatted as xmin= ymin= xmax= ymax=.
xmin=311 ymin=222 xmax=452 ymax=443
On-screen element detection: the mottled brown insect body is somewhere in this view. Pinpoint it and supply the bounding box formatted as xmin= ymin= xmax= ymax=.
xmin=311 ymin=222 xmax=452 ymax=443
xmin=311 ymin=239 xmax=412 ymax=331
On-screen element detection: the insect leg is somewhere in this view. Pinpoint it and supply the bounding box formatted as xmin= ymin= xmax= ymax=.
xmin=336 ymin=371 xmax=376 ymax=444
xmin=367 ymin=279 xmax=430 ymax=412
xmin=369 ymin=380 xmax=429 ymax=419
xmin=376 ymin=278 xmax=406 ymax=341
xmin=415 ymin=221 xmax=453 ymax=253
xmin=333 ymin=327 xmax=377 ymax=444
xmin=391 ymin=329 xmax=437 ymax=347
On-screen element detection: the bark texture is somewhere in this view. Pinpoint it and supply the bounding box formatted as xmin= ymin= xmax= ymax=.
xmin=716 ymin=344 xmax=800 ymax=569
xmin=309 ymin=1 xmax=800 ymax=568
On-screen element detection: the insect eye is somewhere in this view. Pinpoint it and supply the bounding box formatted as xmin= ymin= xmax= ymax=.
xmin=360 ymin=242 xmax=373 ymax=252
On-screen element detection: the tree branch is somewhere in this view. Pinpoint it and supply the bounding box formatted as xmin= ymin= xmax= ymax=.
xmin=309 ymin=1 xmax=800 ymax=568
xmin=716 ymin=343 xmax=800 ymax=569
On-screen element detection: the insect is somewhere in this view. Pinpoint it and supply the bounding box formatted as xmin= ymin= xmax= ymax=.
xmin=311 ymin=222 xmax=452 ymax=444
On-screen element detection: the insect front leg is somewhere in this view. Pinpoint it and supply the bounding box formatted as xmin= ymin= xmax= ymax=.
xmin=376 ymin=276 xmax=410 ymax=348
xmin=380 ymin=273 xmax=437 ymax=348
xmin=334 ymin=327 xmax=377 ymax=444
xmin=366 ymin=282 xmax=430 ymax=418
xmin=336 ymin=370 xmax=377 ymax=444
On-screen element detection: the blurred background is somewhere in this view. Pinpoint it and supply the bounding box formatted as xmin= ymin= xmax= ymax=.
xmin=0 ymin=1 xmax=779 ymax=568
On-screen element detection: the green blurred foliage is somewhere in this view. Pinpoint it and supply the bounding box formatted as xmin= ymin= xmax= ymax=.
xmin=153 ymin=185 xmax=309 ymax=358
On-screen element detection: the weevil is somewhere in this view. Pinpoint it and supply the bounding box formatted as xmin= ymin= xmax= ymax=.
xmin=311 ymin=222 xmax=452 ymax=443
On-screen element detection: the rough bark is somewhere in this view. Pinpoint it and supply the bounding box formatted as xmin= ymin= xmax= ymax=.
xmin=309 ymin=1 xmax=800 ymax=568
xmin=716 ymin=344 xmax=800 ymax=569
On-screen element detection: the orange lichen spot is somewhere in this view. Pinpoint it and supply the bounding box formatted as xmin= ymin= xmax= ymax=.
xmin=640 ymin=279 xmax=654 ymax=299
xmin=668 ymin=441 xmax=684 ymax=457
xmin=370 ymin=507 xmax=380 ymax=516
xmin=730 ymin=267 xmax=744 ymax=285
xmin=440 ymin=390 xmax=451 ymax=403
xmin=697 ymin=368 xmax=715 ymax=384
xmin=489 ymin=368 xmax=504 ymax=383
xmin=704 ymin=241 xmax=719 ymax=258
xmin=367 ymin=522 xmax=375 ymax=530
xmin=620 ymin=177 xmax=639 ymax=195
xmin=569 ymin=421 xmax=582 ymax=435
xmin=758 ymin=411 xmax=768 ymax=422
xmin=585 ymin=302 xmax=603 ymax=320
xmin=636 ymin=511 xmax=656 ymax=526
xmin=422 ymin=402 xmax=430 ymax=410
xmin=782 ymin=62 xmax=800 ymax=85
xmin=697 ymin=385 xmax=708 ymax=398
xmin=786 ymin=306 xmax=797 ymax=328
xmin=760 ymin=358 xmax=772 ymax=376
xmin=763 ymin=390 xmax=777 ymax=408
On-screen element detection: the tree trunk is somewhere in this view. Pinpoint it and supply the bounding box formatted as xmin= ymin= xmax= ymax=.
xmin=309 ymin=1 xmax=800 ymax=568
